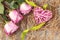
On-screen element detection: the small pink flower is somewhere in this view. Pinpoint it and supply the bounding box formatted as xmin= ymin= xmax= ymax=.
xmin=20 ymin=2 xmax=32 ymax=15
xmin=4 ymin=21 xmax=19 ymax=35
xmin=33 ymin=7 xmax=52 ymax=24
xmin=9 ymin=10 xmax=23 ymax=23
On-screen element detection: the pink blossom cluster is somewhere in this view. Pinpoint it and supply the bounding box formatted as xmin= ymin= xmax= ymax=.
xmin=4 ymin=3 xmax=52 ymax=35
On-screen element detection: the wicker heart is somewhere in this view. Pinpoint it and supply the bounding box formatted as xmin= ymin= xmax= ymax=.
xmin=33 ymin=7 xmax=52 ymax=24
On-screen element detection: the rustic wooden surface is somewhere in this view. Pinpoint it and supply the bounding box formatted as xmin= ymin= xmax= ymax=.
xmin=0 ymin=0 xmax=60 ymax=40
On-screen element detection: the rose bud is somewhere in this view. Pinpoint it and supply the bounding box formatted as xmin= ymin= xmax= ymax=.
xmin=20 ymin=2 xmax=32 ymax=15
xmin=33 ymin=7 xmax=52 ymax=24
xmin=9 ymin=10 xmax=23 ymax=23
xmin=4 ymin=21 xmax=19 ymax=35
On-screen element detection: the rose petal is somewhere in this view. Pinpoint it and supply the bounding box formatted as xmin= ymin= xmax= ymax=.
xmin=9 ymin=10 xmax=23 ymax=23
xmin=20 ymin=2 xmax=32 ymax=15
xmin=4 ymin=21 xmax=19 ymax=35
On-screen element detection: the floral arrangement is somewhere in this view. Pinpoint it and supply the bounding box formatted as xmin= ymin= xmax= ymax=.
xmin=0 ymin=0 xmax=52 ymax=40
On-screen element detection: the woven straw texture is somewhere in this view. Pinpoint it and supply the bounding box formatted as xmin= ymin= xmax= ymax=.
xmin=0 ymin=0 xmax=60 ymax=40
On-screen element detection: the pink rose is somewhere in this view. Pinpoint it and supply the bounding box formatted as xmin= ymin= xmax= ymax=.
xmin=20 ymin=2 xmax=32 ymax=15
xmin=4 ymin=21 xmax=19 ymax=35
xmin=9 ymin=10 xmax=23 ymax=23
xmin=33 ymin=7 xmax=52 ymax=24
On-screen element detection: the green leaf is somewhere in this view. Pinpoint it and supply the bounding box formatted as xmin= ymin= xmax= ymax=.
xmin=6 ymin=0 xmax=25 ymax=4
xmin=9 ymin=1 xmax=19 ymax=9
xmin=1 ymin=14 xmax=8 ymax=21
xmin=15 ymin=0 xmax=25 ymax=4
xmin=13 ymin=3 xmax=18 ymax=9
xmin=0 ymin=3 xmax=4 ymax=14
xmin=43 ymin=4 xmax=48 ymax=10
xmin=6 ymin=0 xmax=12 ymax=3
xmin=30 ymin=23 xmax=45 ymax=30
xmin=6 ymin=0 xmax=25 ymax=9
xmin=21 ymin=29 xmax=29 ymax=40
xmin=0 ymin=0 xmax=3 ymax=3
xmin=10 ymin=1 xmax=15 ymax=9
xmin=25 ymin=0 xmax=37 ymax=7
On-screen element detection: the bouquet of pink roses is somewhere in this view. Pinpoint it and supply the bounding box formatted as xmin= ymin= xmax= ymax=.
xmin=0 ymin=0 xmax=52 ymax=40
